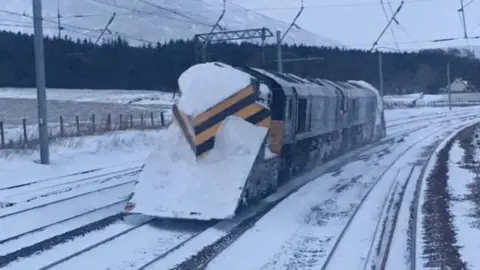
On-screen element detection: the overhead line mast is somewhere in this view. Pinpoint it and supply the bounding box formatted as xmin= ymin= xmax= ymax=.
xmin=277 ymin=0 xmax=304 ymax=72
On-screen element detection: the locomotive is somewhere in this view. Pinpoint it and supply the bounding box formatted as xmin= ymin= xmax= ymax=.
xmin=127 ymin=62 xmax=386 ymax=220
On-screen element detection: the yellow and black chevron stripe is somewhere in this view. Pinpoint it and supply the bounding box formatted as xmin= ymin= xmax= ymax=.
xmin=173 ymin=83 xmax=271 ymax=157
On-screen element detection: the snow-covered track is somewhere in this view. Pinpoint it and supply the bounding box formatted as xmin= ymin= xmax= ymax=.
xmin=385 ymin=107 xmax=480 ymax=126
xmin=320 ymin=116 xmax=480 ymax=270
xmin=0 ymin=167 xmax=141 ymax=211
xmin=35 ymin=218 xmax=213 ymax=270
xmin=138 ymin=139 xmax=399 ymax=270
xmin=0 ymin=163 xmax=142 ymax=193
xmin=0 ymin=180 xmax=136 ymax=268
xmin=386 ymin=110 xmax=473 ymax=128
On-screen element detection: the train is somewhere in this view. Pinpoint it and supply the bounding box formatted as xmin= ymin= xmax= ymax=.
xmin=126 ymin=62 xmax=386 ymax=220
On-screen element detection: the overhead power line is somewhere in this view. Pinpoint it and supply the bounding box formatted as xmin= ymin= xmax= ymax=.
xmin=380 ymin=0 xmax=400 ymax=49
xmin=371 ymin=1 xmax=404 ymax=51
xmin=223 ymin=0 xmax=435 ymax=11
xmin=0 ymin=8 xmax=156 ymax=45
xmin=138 ymin=0 xmax=220 ymax=29
xmin=95 ymin=12 xmax=116 ymax=44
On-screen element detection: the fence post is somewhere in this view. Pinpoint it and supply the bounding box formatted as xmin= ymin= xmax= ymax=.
xmin=107 ymin=113 xmax=111 ymax=131
xmin=160 ymin=112 xmax=165 ymax=127
xmin=0 ymin=121 xmax=4 ymax=149
xmin=130 ymin=114 xmax=133 ymax=128
xmin=92 ymin=114 xmax=96 ymax=134
xmin=75 ymin=116 xmax=80 ymax=136
xmin=150 ymin=112 xmax=154 ymax=127
xmin=59 ymin=116 xmax=64 ymax=137
xmin=140 ymin=113 xmax=144 ymax=128
xmin=22 ymin=118 xmax=28 ymax=146
xmin=119 ymin=114 xmax=123 ymax=130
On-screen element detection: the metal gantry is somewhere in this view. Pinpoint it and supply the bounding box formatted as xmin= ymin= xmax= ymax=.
xmin=193 ymin=27 xmax=274 ymax=63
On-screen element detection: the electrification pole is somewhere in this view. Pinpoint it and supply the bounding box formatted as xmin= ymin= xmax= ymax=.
xmin=32 ymin=0 xmax=50 ymax=164
xmin=276 ymin=30 xmax=283 ymax=72
xmin=378 ymin=51 xmax=384 ymax=96
xmin=447 ymin=62 xmax=452 ymax=110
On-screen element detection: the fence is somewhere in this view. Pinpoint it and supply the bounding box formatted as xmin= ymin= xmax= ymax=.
xmin=384 ymin=100 xmax=480 ymax=109
xmin=0 ymin=111 xmax=172 ymax=149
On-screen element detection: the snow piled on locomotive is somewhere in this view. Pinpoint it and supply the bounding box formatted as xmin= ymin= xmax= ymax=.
xmin=348 ymin=80 xmax=386 ymax=139
xmin=177 ymin=62 xmax=252 ymax=115
xmin=127 ymin=62 xmax=271 ymax=220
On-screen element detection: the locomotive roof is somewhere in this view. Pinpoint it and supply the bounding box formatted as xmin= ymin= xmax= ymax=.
xmin=250 ymin=68 xmax=338 ymax=97
xmin=318 ymin=79 xmax=376 ymax=98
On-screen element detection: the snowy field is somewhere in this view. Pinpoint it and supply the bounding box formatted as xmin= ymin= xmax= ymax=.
xmin=383 ymin=92 xmax=480 ymax=108
xmin=0 ymin=88 xmax=174 ymax=126
xmin=0 ymin=88 xmax=176 ymax=106
xmin=1 ymin=106 xmax=480 ymax=269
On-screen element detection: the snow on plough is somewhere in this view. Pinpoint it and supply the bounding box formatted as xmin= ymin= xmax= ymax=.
xmin=125 ymin=62 xmax=386 ymax=220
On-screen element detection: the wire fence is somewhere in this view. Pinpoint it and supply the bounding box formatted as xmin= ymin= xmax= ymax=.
xmin=0 ymin=111 xmax=172 ymax=150
xmin=384 ymin=100 xmax=480 ymax=109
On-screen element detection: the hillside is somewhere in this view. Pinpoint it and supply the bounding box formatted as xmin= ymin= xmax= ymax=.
xmin=2 ymin=0 xmax=480 ymax=52
xmin=0 ymin=0 xmax=342 ymax=47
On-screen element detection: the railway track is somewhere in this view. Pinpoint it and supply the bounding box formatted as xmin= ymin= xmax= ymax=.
xmin=141 ymin=115 xmax=479 ymax=270
xmin=386 ymin=106 xmax=480 ymax=127
xmin=387 ymin=109 xmax=480 ymax=131
xmin=1 ymin=111 xmax=478 ymax=269
xmin=0 ymin=129 xmax=399 ymax=270
xmin=319 ymin=116 xmax=480 ymax=270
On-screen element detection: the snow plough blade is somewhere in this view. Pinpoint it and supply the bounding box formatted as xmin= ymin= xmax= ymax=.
xmin=126 ymin=62 xmax=273 ymax=220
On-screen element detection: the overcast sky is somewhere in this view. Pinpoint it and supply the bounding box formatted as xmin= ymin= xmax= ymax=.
xmin=1 ymin=0 xmax=479 ymax=52
xmin=229 ymin=0 xmax=480 ymax=51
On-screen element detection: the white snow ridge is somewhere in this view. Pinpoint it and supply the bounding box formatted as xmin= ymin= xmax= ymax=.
xmin=129 ymin=62 xmax=268 ymax=220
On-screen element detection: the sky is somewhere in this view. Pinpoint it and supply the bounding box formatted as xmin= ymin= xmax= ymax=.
xmin=0 ymin=0 xmax=479 ymax=52
xmin=227 ymin=0 xmax=480 ymax=51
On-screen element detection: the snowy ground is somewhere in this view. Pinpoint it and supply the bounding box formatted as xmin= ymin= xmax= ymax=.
xmin=1 ymin=106 xmax=480 ymax=270
xmin=0 ymin=88 xmax=173 ymax=131
xmin=0 ymin=88 xmax=176 ymax=106
xmin=205 ymin=113 xmax=480 ymax=270
xmin=415 ymin=124 xmax=480 ymax=270
xmin=0 ymin=130 xmax=161 ymax=188
xmin=383 ymin=92 xmax=480 ymax=108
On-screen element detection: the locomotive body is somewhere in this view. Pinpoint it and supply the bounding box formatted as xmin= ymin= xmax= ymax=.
xmin=127 ymin=62 xmax=386 ymax=220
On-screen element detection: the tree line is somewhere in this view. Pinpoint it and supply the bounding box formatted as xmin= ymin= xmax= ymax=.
xmin=0 ymin=30 xmax=479 ymax=95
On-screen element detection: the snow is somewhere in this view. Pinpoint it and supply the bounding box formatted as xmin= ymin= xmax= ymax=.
xmin=383 ymin=93 xmax=425 ymax=104
xmin=0 ymin=202 xmax=124 ymax=257
xmin=0 ymin=171 xmax=136 ymax=216
xmin=148 ymin=134 xmax=395 ymax=270
xmin=1 ymin=105 xmax=480 ymax=268
xmin=349 ymin=80 xmax=383 ymax=135
xmin=0 ymin=181 xmax=134 ymax=243
xmin=382 ymin=166 xmax=421 ymax=270
xmin=177 ymin=62 xmax=252 ymax=116
xmin=443 ymin=141 xmax=480 ymax=269
xmin=129 ymin=115 xmax=268 ymax=220
xmin=383 ymin=93 xmax=480 ymax=109
xmin=384 ymin=106 xmax=480 ymax=121
xmin=258 ymin=83 xmax=271 ymax=109
xmin=0 ymin=88 xmax=175 ymax=106
xmin=1 ymin=215 xmax=153 ymax=270
xmin=48 ymin=223 xmax=200 ymax=270
xmin=415 ymin=120 xmax=480 ymax=270
xmin=0 ymin=0 xmax=341 ymax=48
xmin=206 ymin=113 xmax=480 ymax=270
xmin=4 ymin=0 xmax=480 ymax=52
xmin=0 ymin=130 xmax=162 ymax=188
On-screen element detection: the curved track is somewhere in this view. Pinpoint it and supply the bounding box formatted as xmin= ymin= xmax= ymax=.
xmin=1 ymin=109 xmax=478 ymax=270
xmin=320 ymin=116 xmax=480 ymax=270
